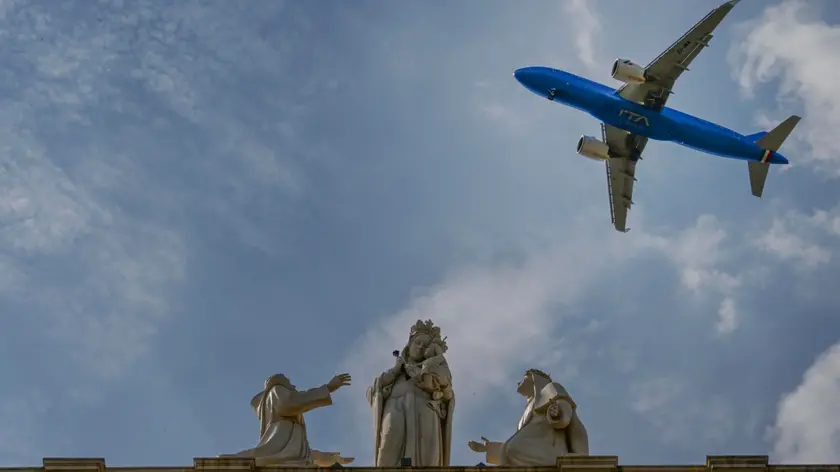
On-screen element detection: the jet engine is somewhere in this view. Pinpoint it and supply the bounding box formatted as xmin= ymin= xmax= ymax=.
xmin=611 ymin=58 xmax=646 ymax=84
xmin=576 ymin=135 xmax=610 ymax=161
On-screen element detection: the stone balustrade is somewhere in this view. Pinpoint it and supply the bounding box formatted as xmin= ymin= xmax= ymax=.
xmin=0 ymin=456 xmax=835 ymax=472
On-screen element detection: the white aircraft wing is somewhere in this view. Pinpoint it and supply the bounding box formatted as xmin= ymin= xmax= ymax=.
xmin=602 ymin=124 xmax=648 ymax=232
xmin=617 ymin=0 xmax=740 ymax=111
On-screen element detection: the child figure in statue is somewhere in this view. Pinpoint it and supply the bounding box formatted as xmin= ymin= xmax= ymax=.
xmin=415 ymin=341 xmax=453 ymax=403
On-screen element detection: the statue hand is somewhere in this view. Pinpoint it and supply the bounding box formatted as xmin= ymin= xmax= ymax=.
xmin=548 ymin=401 xmax=561 ymax=419
xmin=327 ymin=373 xmax=352 ymax=392
xmin=311 ymin=451 xmax=354 ymax=467
xmin=468 ymin=436 xmax=491 ymax=453
xmin=390 ymin=357 xmax=406 ymax=375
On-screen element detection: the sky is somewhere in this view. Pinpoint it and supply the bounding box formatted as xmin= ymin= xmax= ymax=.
xmin=1 ymin=0 xmax=840 ymax=467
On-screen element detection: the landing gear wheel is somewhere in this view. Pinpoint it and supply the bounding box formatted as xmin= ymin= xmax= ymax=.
xmin=547 ymin=89 xmax=556 ymax=101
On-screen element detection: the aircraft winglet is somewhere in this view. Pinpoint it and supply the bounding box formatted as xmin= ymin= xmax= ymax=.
xmin=748 ymin=114 xmax=801 ymax=198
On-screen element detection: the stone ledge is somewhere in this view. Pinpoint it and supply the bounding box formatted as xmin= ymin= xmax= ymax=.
xmin=707 ymin=457 xmax=769 ymax=469
xmin=43 ymin=459 xmax=106 ymax=472
xmin=0 ymin=457 xmax=835 ymax=472
xmin=194 ymin=459 xmax=255 ymax=472
xmin=556 ymin=455 xmax=619 ymax=472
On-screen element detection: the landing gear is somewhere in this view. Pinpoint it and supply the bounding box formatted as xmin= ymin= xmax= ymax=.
xmin=547 ymin=88 xmax=556 ymax=101
xmin=644 ymin=97 xmax=665 ymax=111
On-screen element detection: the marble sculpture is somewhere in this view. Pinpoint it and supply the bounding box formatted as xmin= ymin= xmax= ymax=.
xmin=468 ymin=368 xmax=589 ymax=465
xmin=219 ymin=372 xmax=355 ymax=466
xmin=221 ymin=319 xmax=590 ymax=467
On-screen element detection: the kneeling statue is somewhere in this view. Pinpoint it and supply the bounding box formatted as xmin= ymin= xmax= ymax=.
xmin=468 ymin=369 xmax=588 ymax=466
xmin=220 ymin=373 xmax=354 ymax=467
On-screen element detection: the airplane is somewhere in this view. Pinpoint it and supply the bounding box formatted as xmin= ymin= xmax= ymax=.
xmin=513 ymin=0 xmax=801 ymax=233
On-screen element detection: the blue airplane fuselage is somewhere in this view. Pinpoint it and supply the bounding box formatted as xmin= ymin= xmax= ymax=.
xmin=513 ymin=66 xmax=788 ymax=165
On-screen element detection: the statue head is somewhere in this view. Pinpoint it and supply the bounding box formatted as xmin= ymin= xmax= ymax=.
xmin=424 ymin=341 xmax=444 ymax=359
xmin=251 ymin=374 xmax=295 ymax=412
xmin=265 ymin=373 xmax=294 ymax=391
xmin=402 ymin=319 xmax=448 ymax=362
xmin=517 ymin=368 xmax=551 ymax=397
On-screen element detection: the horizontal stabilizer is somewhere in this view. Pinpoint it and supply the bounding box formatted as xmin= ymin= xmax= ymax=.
xmin=745 ymin=131 xmax=767 ymax=142
xmin=755 ymin=115 xmax=801 ymax=152
xmin=748 ymin=161 xmax=769 ymax=198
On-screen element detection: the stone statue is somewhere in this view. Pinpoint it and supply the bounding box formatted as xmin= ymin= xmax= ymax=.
xmin=468 ymin=368 xmax=589 ymax=466
xmin=367 ymin=319 xmax=455 ymax=466
xmin=219 ymin=372 xmax=355 ymax=467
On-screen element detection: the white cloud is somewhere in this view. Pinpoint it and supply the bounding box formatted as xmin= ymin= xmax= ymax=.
xmin=471 ymin=80 xmax=536 ymax=137
xmin=563 ymin=0 xmax=602 ymax=71
xmin=630 ymin=377 xmax=684 ymax=414
xmin=341 ymin=230 xmax=624 ymax=407
xmin=338 ymin=222 xmax=644 ymax=463
xmin=43 ymin=222 xmax=186 ymax=379
xmin=635 ymin=215 xmax=744 ymax=333
xmin=716 ymin=296 xmax=738 ymax=335
xmin=754 ymin=218 xmax=832 ymax=269
xmin=0 ymin=138 xmax=187 ymax=379
xmin=0 ymin=0 xmax=333 ymax=421
xmin=755 ymin=208 xmax=840 ymax=463
xmin=729 ymin=0 xmax=840 ymax=175
xmin=810 ymin=207 xmax=840 ymax=238
xmin=664 ymin=215 xmax=741 ymax=294
xmin=0 ymin=2 xmax=209 ymax=379
xmin=751 ymin=204 xmax=840 ymax=272
xmin=629 ymin=375 xmax=738 ymax=448
xmin=771 ymin=340 xmax=840 ymax=463
xmin=338 ymin=211 xmax=759 ymax=463
xmin=0 ymin=141 xmax=103 ymax=255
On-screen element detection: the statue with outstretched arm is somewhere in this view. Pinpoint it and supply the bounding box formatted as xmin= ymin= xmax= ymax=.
xmin=219 ymin=372 xmax=354 ymax=467
xmin=468 ymin=369 xmax=588 ymax=466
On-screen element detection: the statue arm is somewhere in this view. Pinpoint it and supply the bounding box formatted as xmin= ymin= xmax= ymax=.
xmin=485 ymin=442 xmax=505 ymax=465
xmin=249 ymin=392 xmax=264 ymax=418
xmin=274 ymin=385 xmax=333 ymax=416
xmin=545 ymin=398 xmax=574 ymax=429
xmin=421 ymin=355 xmax=444 ymax=372
xmin=377 ymin=365 xmax=402 ymax=387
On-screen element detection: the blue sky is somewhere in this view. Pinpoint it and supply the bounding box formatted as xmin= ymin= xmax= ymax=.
xmin=1 ymin=0 xmax=840 ymax=467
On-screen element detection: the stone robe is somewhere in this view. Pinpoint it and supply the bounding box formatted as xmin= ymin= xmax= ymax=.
xmin=482 ymin=381 xmax=589 ymax=466
xmin=368 ymin=360 xmax=455 ymax=466
xmin=226 ymin=384 xmax=332 ymax=466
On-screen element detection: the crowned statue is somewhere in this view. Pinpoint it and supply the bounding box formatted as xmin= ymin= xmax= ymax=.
xmin=367 ymin=319 xmax=455 ymax=466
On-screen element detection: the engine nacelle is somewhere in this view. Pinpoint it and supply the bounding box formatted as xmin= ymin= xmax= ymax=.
xmin=576 ymin=136 xmax=610 ymax=161
xmin=611 ymin=58 xmax=646 ymax=84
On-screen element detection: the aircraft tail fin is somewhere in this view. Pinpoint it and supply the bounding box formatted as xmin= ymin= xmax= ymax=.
xmin=747 ymin=115 xmax=801 ymax=198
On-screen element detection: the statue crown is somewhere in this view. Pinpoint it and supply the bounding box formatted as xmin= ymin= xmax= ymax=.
xmin=410 ymin=319 xmax=448 ymax=352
